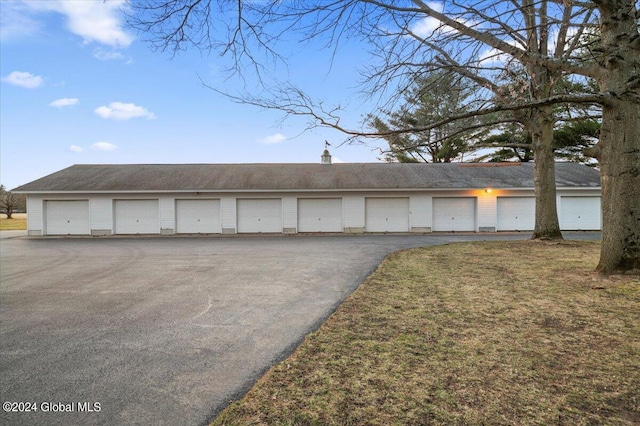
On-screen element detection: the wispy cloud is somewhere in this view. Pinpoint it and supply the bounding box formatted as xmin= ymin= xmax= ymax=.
xmin=69 ymin=145 xmax=83 ymax=153
xmin=257 ymin=133 xmax=287 ymax=144
xmin=50 ymin=97 xmax=79 ymax=108
xmin=94 ymin=102 xmax=156 ymax=120
xmin=93 ymin=48 xmax=133 ymax=64
xmin=1 ymin=71 xmax=43 ymax=88
xmin=91 ymin=141 xmax=119 ymax=151
xmin=0 ymin=1 xmax=41 ymax=42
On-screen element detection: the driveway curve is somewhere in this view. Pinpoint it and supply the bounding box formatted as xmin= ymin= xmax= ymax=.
xmin=0 ymin=233 xmax=597 ymax=425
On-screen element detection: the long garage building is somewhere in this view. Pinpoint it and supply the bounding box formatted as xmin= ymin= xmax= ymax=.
xmin=13 ymin=158 xmax=601 ymax=236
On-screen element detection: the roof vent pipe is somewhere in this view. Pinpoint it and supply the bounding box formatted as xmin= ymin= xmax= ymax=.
xmin=321 ymin=141 xmax=332 ymax=165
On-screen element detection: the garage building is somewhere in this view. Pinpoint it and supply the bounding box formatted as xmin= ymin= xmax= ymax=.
xmin=13 ymin=159 xmax=601 ymax=236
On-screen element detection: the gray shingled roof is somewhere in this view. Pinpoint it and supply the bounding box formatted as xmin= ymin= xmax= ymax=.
xmin=12 ymin=162 xmax=600 ymax=192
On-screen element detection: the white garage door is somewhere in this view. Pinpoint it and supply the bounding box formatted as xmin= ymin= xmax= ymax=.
xmin=237 ymin=199 xmax=282 ymax=233
xmin=560 ymin=196 xmax=601 ymax=230
xmin=433 ymin=197 xmax=476 ymax=232
xmin=114 ymin=200 xmax=159 ymax=234
xmin=45 ymin=200 xmax=90 ymax=235
xmin=497 ymin=197 xmax=535 ymax=231
xmin=298 ymin=198 xmax=342 ymax=232
xmin=365 ymin=197 xmax=410 ymax=232
xmin=176 ymin=199 xmax=221 ymax=234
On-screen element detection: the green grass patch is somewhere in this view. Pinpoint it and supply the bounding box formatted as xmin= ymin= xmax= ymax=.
xmin=0 ymin=213 xmax=26 ymax=230
xmin=213 ymin=241 xmax=640 ymax=425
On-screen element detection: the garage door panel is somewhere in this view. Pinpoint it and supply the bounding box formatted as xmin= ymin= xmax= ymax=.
xmin=45 ymin=200 xmax=90 ymax=235
xmin=237 ymin=199 xmax=282 ymax=233
xmin=497 ymin=197 xmax=535 ymax=231
xmin=560 ymin=196 xmax=601 ymax=230
xmin=365 ymin=198 xmax=410 ymax=232
xmin=433 ymin=197 xmax=476 ymax=232
xmin=298 ymin=198 xmax=342 ymax=232
xmin=115 ymin=200 xmax=159 ymax=234
xmin=176 ymin=199 xmax=221 ymax=233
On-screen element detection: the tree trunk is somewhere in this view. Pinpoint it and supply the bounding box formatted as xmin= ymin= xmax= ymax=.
xmin=530 ymin=106 xmax=563 ymax=240
xmin=595 ymin=96 xmax=640 ymax=273
xmin=594 ymin=0 xmax=640 ymax=274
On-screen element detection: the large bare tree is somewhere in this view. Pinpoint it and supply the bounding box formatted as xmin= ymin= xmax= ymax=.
xmin=129 ymin=0 xmax=639 ymax=274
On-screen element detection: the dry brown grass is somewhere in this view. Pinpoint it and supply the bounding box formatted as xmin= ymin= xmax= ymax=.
xmin=0 ymin=213 xmax=26 ymax=230
xmin=213 ymin=241 xmax=640 ymax=425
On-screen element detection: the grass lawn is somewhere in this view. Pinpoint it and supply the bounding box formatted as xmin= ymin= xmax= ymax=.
xmin=0 ymin=213 xmax=26 ymax=231
xmin=213 ymin=240 xmax=640 ymax=425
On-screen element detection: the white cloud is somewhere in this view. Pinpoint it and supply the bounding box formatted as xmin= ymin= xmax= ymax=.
xmin=94 ymin=102 xmax=156 ymax=120
xmin=257 ymin=133 xmax=287 ymax=144
xmin=410 ymin=2 xmax=445 ymax=38
xmin=50 ymin=97 xmax=79 ymax=108
xmin=25 ymin=0 xmax=133 ymax=48
xmin=411 ymin=17 xmax=442 ymax=38
xmin=409 ymin=4 xmax=478 ymax=40
xmin=91 ymin=142 xmax=118 ymax=151
xmin=69 ymin=145 xmax=83 ymax=153
xmin=1 ymin=71 xmax=43 ymax=88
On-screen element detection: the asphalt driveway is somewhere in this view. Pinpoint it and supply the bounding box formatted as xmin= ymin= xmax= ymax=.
xmin=0 ymin=233 xmax=598 ymax=425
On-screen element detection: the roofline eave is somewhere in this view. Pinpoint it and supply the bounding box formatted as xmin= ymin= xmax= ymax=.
xmin=13 ymin=186 xmax=601 ymax=195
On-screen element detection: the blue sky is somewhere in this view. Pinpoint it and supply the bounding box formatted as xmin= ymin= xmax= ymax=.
xmin=0 ymin=1 xmax=386 ymax=189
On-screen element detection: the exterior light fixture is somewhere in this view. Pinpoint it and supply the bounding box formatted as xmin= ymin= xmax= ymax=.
xmin=485 ymin=188 xmax=493 ymax=193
